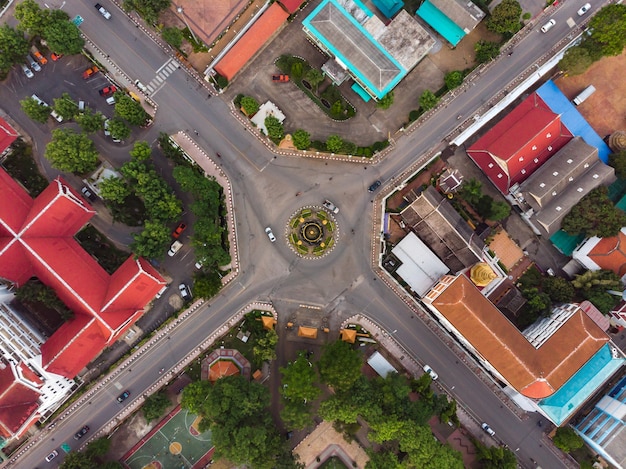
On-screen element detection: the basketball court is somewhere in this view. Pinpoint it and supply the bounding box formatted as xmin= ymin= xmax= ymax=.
xmin=122 ymin=405 xmax=213 ymax=469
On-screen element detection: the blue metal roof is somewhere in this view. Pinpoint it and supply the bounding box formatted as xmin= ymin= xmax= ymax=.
xmin=416 ymin=0 xmax=465 ymax=47
xmin=372 ymin=0 xmax=404 ymax=19
xmin=536 ymin=80 xmax=611 ymax=163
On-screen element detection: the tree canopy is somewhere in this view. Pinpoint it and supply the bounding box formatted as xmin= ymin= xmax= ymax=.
xmin=553 ymin=427 xmax=584 ymax=453
xmin=377 ymin=91 xmax=394 ymax=110
xmin=444 ymin=71 xmax=464 ymax=90
xmin=20 ymin=96 xmax=51 ymax=123
xmin=326 ymin=135 xmax=343 ymax=153
xmin=292 ymin=129 xmax=310 ymax=150
xmin=561 ymin=186 xmax=626 ymax=237
xmin=76 ymin=109 xmax=105 ymax=133
xmin=123 ymin=0 xmax=171 ymax=25
xmin=475 ymin=40 xmax=501 ymax=63
xmin=587 ymin=4 xmax=626 ymax=57
xmin=419 ymin=90 xmax=438 ymax=111
xmin=280 ymin=353 xmax=320 ymax=403
xmin=15 ymin=0 xmax=49 ymax=37
xmin=0 ymin=24 xmax=29 ymax=75
xmin=114 ymin=92 xmax=149 ymax=126
xmin=558 ymin=46 xmax=594 ymax=75
xmin=486 ymin=0 xmax=522 ymax=36
xmin=240 ymin=96 xmax=259 ymax=116
xmin=264 ymin=115 xmax=284 ymax=141
xmin=143 ymin=391 xmax=171 ymax=422
xmin=53 ymin=92 xmax=79 ymax=121
xmin=318 ymin=340 xmax=363 ymax=392
xmin=609 ymin=150 xmax=626 ymax=179
xmin=44 ymin=129 xmax=99 ymax=173
xmin=44 ymin=15 xmax=84 ymax=55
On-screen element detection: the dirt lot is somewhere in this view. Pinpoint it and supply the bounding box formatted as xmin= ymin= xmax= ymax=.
xmin=555 ymin=50 xmax=626 ymax=138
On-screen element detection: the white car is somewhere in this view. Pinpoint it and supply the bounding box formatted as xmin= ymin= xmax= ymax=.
xmin=322 ymin=199 xmax=339 ymax=214
xmin=541 ymin=19 xmax=556 ymax=33
xmin=178 ymin=283 xmax=191 ymax=300
xmin=21 ymin=63 xmax=34 ymax=78
xmin=106 ymin=96 xmax=116 ymax=105
xmin=423 ymin=364 xmax=438 ymax=380
xmin=167 ymin=240 xmax=183 ymax=257
xmin=481 ymin=422 xmax=496 ymax=437
xmin=265 ymin=227 xmax=276 ymax=242
xmin=95 ymin=3 xmax=111 ymax=19
xmin=50 ymin=110 xmax=63 ymax=123
xmin=45 ymin=450 xmax=59 ymax=462
xmin=577 ymin=3 xmax=591 ymax=16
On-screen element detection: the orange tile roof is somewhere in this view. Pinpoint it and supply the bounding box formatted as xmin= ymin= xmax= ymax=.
xmin=431 ymin=275 xmax=608 ymax=398
xmin=214 ymin=3 xmax=289 ymax=80
xmin=588 ymin=231 xmax=626 ymax=277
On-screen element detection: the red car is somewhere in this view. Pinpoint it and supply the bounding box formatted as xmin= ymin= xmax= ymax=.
xmin=99 ymin=85 xmax=117 ymax=96
xmin=272 ymin=74 xmax=289 ymax=82
xmin=172 ymin=223 xmax=187 ymax=239
xmin=51 ymin=53 xmax=63 ymax=61
xmin=82 ymin=66 xmax=99 ymax=79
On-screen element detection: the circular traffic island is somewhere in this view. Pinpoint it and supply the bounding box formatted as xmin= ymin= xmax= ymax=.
xmin=288 ymin=207 xmax=337 ymax=259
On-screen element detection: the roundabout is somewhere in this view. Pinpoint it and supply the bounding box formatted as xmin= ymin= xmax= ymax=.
xmin=287 ymin=206 xmax=338 ymax=258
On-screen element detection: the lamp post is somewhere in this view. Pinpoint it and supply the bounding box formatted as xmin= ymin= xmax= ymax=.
xmin=176 ymin=5 xmax=198 ymax=44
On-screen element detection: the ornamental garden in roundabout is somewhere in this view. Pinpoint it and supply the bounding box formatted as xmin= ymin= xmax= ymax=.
xmin=288 ymin=206 xmax=337 ymax=258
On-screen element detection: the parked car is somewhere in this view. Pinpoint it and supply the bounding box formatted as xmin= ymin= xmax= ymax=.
xmin=179 ymin=283 xmax=191 ymax=300
xmin=106 ymin=96 xmax=116 ymax=105
xmin=541 ymin=19 xmax=556 ymax=33
xmin=117 ymin=390 xmax=130 ymax=402
xmin=21 ymin=63 xmax=34 ymax=79
xmin=45 ymin=450 xmax=58 ymax=462
xmin=155 ymin=285 xmax=167 ymax=299
xmin=81 ymin=186 xmax=96 ymax=201
xmin=31 ymin=94 xmax=48 ymax=108
xmin=99 ymin=85 xmax=117 ymax=96
xmin=26 ymin=54 xmax=41 ymax=72
xmin=481 ymin=422 xmax=496 ymax=437
xmin=50 ymin=110 xmax=63 ymax=123
xmin=423 ymin=364 xmax=438 ymax=380
xmin=95 ymin=3 xmax=111 ymax=19
xmin=74 ymin=425 xmax=90 ymax=440
xmin=265 ymin=227 xmax=276 ymax=242
xmin=103 ymin=119 xmax=121 ymax=142
xmin=322 ymin=199 xmax=339 ymax=214
xmin=272 ymin=74 xmax=289 ymax=82
xmin=368 ymin=180 xmax=382 ymax=192
xmin=172 ymin=223 xmax=187 ymax=239
xmin=31 ymin=46 xmax=48 ymax=65
xmin=82 ymin=66 xmax=99 ymax=79
xmin=167 ymin=240 xmax=183 ymax=257
xmin=51 ymin=52 xmax=63 ymax=61
xmin=577 ymin=3 xmax=591 ymax=16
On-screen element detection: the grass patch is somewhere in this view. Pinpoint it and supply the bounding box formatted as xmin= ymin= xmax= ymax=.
xmin=300 ymin=209 xmax=312 ymax=218
xmin=2 ymin=138 xmax=49 ymax=196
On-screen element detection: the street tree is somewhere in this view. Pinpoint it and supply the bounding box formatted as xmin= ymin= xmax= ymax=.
xmin=419 ymin=89 xmax=438 ymax=111
xmin=44 ymin=17 xmax=84 ymax=55
xmin=53 ymin=92 xmax=79 ymax=120
xmin=59 ymin=451 xmax=93 ymax=469
xmin=130 ymin=141 xmax=152 ymax=161
xmin=476 ymin=443 xmax=517 ymax=469
xmin=318 ymin=340 xmax=362 ymax=392
xmin=85 ymin=437 xmax=111 ymax=459
xmin=444 ymin=70 xmax=464 ymax=90
xmin=587 ymin=4 xmax=626 ymax=57
xmin=376 ymin=91 xmax=394 ymax=110
xmin=0 ymin=24 xmax=30 ymax=75
xmin=553 ymin=427 xmax=584 ymax=453
xmin=107 ymin=118 xmax=132 ymax=141
xmin=562 ymin=186 xmax=626 ymax=237
xmin=292 ymin=129 xmax=311 ymax=150
xmin=609 ymin=149 xmax=626 ymax=179
xmin=20 ymin=96 xmax=51 ymax=123
xmin=45 ymin=129 xmax=99 ymax=173
xmin=75 ymin=109 xmax=105 ymax=133
xmin=280 ymin=353 xmax=320 ymax=403
xmin=143 ymin=391 xmax=171 ymax=422
xmin=192 ymin=270 xmax=222 ymax=299
xmin=486 ymin=0 xmax=522 ymax=35
xmin=240 ymin=96 xmax=259 ymax=116
xmin=475 ymin=40 xmax=501 ymax=63
xmin=253 ymin=329 xmax=278 ymax=363
xmin=162 ymin=27 xmax=183 ymax=48
xmin=99 ymin=176 xmax=131 ymax=204
xmin=114 ymin=93 xmax=149 ymax=126
xmin=130 ymin=220 xmax=170 ymax=259
xmin=123 ymin=0 xmax=171 ymax=25
xmin=325 ymin=134 xmax=343 ymax=153
xmin=14 ymin=0 xmax=49 ymax=37
xmin=305 ymin=68 xmax=324 ymax=93
xmin=264 ymin=115 xmax=284 ymax=141
xmin=558 ymin=46 xmax=594 ymax=75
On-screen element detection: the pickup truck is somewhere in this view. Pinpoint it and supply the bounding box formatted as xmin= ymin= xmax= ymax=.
xmin=82 ymin=66 xmax=99 ymax=79
xmin=31 ymin=46 xmax=48 ymax=65
xmin=95 ymin=3 xmax=111 ymax=19
xmin=272 ymin=74 xmax=289 ymax=82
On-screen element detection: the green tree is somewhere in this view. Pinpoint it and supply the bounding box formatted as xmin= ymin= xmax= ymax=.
xmin=107 ymin=118 xmax=132 ymax=141
xmin=486 ymin=0 xmax=522 ymax=35
xmin=281 ymin=399 xmax=315 ymax=430
xmin=280 ymin=354 xmax=320 ymax=403
xmin=318 ymin=393 xmax=361 ymax=424
xmin=85 ymin=437 xmax=111 ymax=459
xmin=304 ymin=68 xmax=324 ymax=92
xmin=558 ymin=46 xmax=594 ymax=75
xmin=376 ymin=91 xmax=394 ymax=110
xmin=475 ymin=40 xmax=501 ymax=63
xmin=290 ymin=61 xmax=303 ymax=79
xmin=0 ymin=24 xmax=30 ymax=74
xmin=553 ymin=427 xmax=584 ymax=453
xmin=99 ymin=176 xmax=131 ymax=204
xmin=143 ymin=391 xmax=171 ymax=422
xmin=365 ymin=450 xmax=404 ymax=469
xmin=45 ymin=129 xmax=99 ymax=173
xmin=330 ymin=100 xmax=342 ymax=116
xmin=130 ymin=141 xmax=152 ymax=160
xmin=53 ymin=92 xmax=79 ymax=121
xmin=292 ymin=129 xmax=310 ymax=150
xmin=240 ymin=96 xmax=259 ymax=116
xmin=543 ymin=276 xmax=575 ymax=303
xmin=318 ymin=340 xmax=363 ymax=392
xmin=264 ymin=115 xmax=284 ymax=140
xmin=325 ymin=134 xmax=343 ymax=153
xmin=459 ymin=177 xmax=483 ymax=205
xmin=562 ymin=186 xmax=626 ymax=237
xmin=44 ymin=17 xmax=84 ymax=55
xmin=476 ymin=442 xmax=518 ymax=469
xmin=20 ymin=96 xmax=51 ymax=123
xmin=123 ymin=0 xmax=171 ymax=24
xmin=488 ymin=200 xmax=511 ymax=221
xmin=114 ymin=92 xmax=149 ymax=126
xmin=572 ymin=269 xmax=622 ymax=292
xmin=587 ymin=4 xmax=626 ymax=57
xmin=444 ymin=70 xmax=464 ymax=90
xmin=585 ymin=290 xmax=620 ymax=314
xmin=59 ymin=451 xmax=93 ymax=469
xmin=162 ymin=27 xmax=183 ymax=48
xmin=15 ymin=0 xmax=49 ymax=37
xmin=609 ymin=150 xmax=626 ymax=179
xmin=130 ymin=220 xmax=171 ymax=259
xmin=419 ymin=89 xmax=438 ymax=111
xmin=253 ymin=329 xmax=278 ymax=363
xmin=75 ymin=109 xmax=105 ymax=133
xmin=522 ymin=287 xmax=551 ymax=316
xmin=192 ymin=270 xmax=222 ymax=299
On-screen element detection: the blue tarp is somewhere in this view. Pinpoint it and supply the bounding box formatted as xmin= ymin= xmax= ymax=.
xmin=416 ymin=0 xmax=465 ymax=46
xmin=372 ymin=0 xmax=403 ymax=19
xmin=536 ymin=80 xmax=611 ymax=163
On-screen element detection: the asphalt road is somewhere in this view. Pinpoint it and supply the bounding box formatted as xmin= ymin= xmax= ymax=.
xmin=5 ymin=0 xmax=608 ymax=467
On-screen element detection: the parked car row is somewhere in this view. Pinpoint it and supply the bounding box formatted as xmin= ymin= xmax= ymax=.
xmin=21 ymin=46 xmax=49 ymax=78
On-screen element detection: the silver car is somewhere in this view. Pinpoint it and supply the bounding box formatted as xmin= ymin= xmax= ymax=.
xmin=265 ymin=227 xmax=276 ymax=242
xmin=21 ymin=63 xmax=34 ymax=79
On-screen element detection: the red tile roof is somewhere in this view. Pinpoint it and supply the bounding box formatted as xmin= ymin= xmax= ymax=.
xmin=214 ymin=3 xmax=289 ymax=81
xmin=0 ymin=117 xmax=18 ymax=155
xmin=467 ymin=93 xmax=573 ymax=194
xmin=0 ymin=168 xmax=166 ymax=378
xmin=279 ymin=0 xmax=303 ymax=13
xmin=587 ymin=231 xmax=626 ymax=277
xmin=429 ymin=275 xmax=608 ymax=398
xmin=0 ymin=364 xmax=40 ymax=439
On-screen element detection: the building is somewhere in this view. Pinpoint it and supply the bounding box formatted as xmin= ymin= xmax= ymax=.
xmin=302 ymin=0 xmax=434 ymax=101
xmin=416 ymin=0 xmax=485 ymax=46
xmin=423 ymin=274 xmax=625 ymax=425
xmin=0 ymin=117 xmax=18 ymax=156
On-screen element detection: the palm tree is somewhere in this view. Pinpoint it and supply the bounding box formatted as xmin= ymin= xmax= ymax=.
xmin=305 ymin=68 xmax=324 ymax=94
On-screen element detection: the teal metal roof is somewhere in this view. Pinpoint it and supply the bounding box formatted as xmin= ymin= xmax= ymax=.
xmin=416 ymin=0 xmax=465 ymax=46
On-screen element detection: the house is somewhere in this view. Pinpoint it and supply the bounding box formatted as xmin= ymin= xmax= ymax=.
xmin=416 ymin=0 xmax=485 ymax=46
